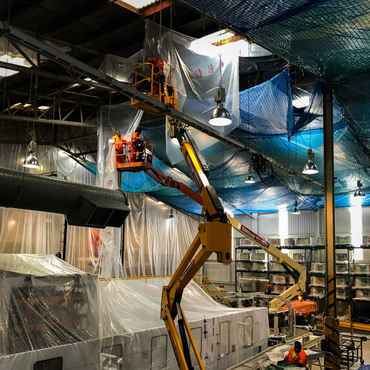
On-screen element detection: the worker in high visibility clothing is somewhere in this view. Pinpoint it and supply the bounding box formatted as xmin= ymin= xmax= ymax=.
xmin=111 ymin=130 xmax=126 ymax=165
xmin=147 ymin=56 xmax=164 ymax=95
xmin=284 ymin=341 xmax=307 ymax=367
xmin=130 ymin=127 xmax=143 ymax=163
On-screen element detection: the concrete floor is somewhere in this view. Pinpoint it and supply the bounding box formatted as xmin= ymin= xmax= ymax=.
xmin=349 ymin=335 xmax=370 ymax=369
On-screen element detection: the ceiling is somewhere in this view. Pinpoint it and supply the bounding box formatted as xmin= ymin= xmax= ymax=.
xmin=0 ymin=0 xmax=219 ymax=160
xmin=0 ymin=0 xmax=369 ymax=214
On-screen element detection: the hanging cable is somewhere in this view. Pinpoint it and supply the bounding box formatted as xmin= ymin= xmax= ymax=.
xmin=249 ymin=153 xmax=275 ymax=185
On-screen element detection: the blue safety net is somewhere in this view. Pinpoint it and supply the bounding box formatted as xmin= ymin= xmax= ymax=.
xmin=180 ymin=0 xmax=370 ymax=81
xmin=178 ymin=0 xmax=320 ymax=32
xmin=236 ymin=72 xmax=342 ymax=139
xmin=92 ymin=45 xmax=370 ymax=215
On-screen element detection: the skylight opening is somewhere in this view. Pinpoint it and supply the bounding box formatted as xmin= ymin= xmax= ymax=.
xmin=114 ymin=0 xmax=156 ymax=13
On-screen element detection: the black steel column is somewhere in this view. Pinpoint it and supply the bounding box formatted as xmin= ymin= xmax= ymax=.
xmin=323 ymin=83 xmax=340 ymax=369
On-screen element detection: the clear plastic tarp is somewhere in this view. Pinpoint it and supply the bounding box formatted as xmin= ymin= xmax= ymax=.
xmin=123 ymin=193 xmax=199 ymax=276
xmin=0 ymin=255 xmax=270 ymax=370
xmin=0 ymin=254 xmax=100 ymax=356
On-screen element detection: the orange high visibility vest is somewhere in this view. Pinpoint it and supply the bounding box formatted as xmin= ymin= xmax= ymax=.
xmin=285 ymin=347 xmax=307 ymax=367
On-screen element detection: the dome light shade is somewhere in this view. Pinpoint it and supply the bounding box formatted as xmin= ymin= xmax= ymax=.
xmin=302 ymin=148 xmax=318 ymax=175
xmin=209 ymin=103 xmax=232 ymax=126
xmin=292 ymin=200 xmax=300 ymax=214
xmin=245 ymin=175 xmax=255 ymax=184
xmin=354 ymin=180 xmax=365 ymax=197
xmin=302 ymin=160 xmax=318 ymax=175
xmin=209 ymin=86 xmax=232 ymax=126
xmin=23 ymin=141 xmax=40 ymax=169
xmin=23 ymin=153 xmax=40 ymax=168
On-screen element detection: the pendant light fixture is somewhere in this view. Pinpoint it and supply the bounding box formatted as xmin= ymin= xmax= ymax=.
xmin=292 ymin=200 xmax=300 ymax=215
xmin=354 ymin=180 xmax=365 ymax=197
xmin=168 ymin=208 xmax=175 ymax=219
xmin=245 ymin=174 xmax=255 ymax=184
xmin=23 ymin=141 xmax=40 ymax=169
xmin=302 ymin=148 xmax=318 ymax=175
xmin=209 ymin=55 xmax=231 ymax=126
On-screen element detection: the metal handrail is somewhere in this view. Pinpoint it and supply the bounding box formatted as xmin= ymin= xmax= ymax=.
xmin=194 ymin=274 xmax=232 ymax=307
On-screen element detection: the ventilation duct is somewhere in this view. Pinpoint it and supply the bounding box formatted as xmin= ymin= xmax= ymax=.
xmin=0 ymin=167 xmax=130 ymax=228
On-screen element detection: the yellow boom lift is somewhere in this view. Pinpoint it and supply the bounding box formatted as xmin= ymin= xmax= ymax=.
xmin=126 ymin=63 xmax=311 ymax=369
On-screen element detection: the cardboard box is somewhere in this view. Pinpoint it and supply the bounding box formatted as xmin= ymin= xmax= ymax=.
xmin=336 ymin=236 xmax=351 ymax=245
xmin=337 ymin=288 xmax=348 ymax=299
xmin=311 ymin=287 xmax=325 ymax=297
xmin=356 ymin=290 xmax=370 ymax=299
xmin=272 ymin=285 xmax=286 ymax=294
xmin=240 ymin=253 xmax=250 ymax=260
xmin=283 ymin=238 xmax=295 ymax=246
xmin=310 ymin=276 xmax=325 ymax=286
xmin=293 ymin=252 xmax=304 ymax=262
xmin=252 ymin=262 xmax=266 ymax=271
xmin=250 ymin=252 xmax=266 ymax=261
xmin=354 ymin=264 xmax=370 ymax=274
xmin=337 ymin=277 xmax=346 ymax=287
xmin=240 ymin=238 xmax=254 ymax=246
xmin=363 ymin=236 xmax=370 ymax=245
xmin=336 ymin=253 xmax=347 ymax=262
xmin=267 ymin=238 xmax=280 ymax=246
xmin=296 ymin=237 xmax=312 ymax=246
xmin=270 ymin=262 xmax=285 ymax=271
xmin=312 ymin=263 xmax=325 ymax=273
xmin=336 ymin=264 xmax=348 ymax=274
xmin=355 ymin=278 xmax=370 ymax=288
xmin=316 ymin=237 xmax=325 ymax=245
xmin=271 ymin=275 xmax=286 ymax=284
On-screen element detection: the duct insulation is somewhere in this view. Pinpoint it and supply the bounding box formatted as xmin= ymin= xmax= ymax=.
xmin=0 ymin=167 xmax=130 ymax=228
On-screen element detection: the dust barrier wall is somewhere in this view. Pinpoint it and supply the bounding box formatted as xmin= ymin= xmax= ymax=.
xmin=0 ymin=254 xmax=269 ymax=370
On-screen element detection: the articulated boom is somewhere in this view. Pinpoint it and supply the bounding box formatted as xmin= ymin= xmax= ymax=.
xmin=129 ymin=71 xmax=306 ymax=369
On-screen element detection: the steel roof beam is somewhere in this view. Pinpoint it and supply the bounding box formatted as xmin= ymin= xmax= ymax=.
xmin=0 ymin=20 xmax=323 ymax=189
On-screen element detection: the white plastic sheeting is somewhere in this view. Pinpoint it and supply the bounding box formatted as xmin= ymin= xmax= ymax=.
xmin=124 ymin=193 xmax=200 ymax=276
xmin=144 ymin=20 xmax=240 ymax=164
xmin=93 ymin=140 xmax=124 ymax=278
xmin=0 ymin=254 xmax=100 ymax=358
xmin=100 ymin=277 xmax=269 ymax=369
xmin=0 ymin=254 xmax=269 ymax=370
xmin=0 ymin=144 xmax=95 ymax=265
xmin=97 ymin=102 xmax=143 ymax=183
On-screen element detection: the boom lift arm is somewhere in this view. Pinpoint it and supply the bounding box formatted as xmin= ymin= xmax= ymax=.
xmin=129 ymin=71 xmax=306 ymax=368
xmin=161 ymin=113 xmax=232 ymax=370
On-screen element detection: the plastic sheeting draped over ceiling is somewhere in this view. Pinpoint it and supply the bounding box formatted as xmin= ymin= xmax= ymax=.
xmin=94 ymin=68 xmax=369 ymax=214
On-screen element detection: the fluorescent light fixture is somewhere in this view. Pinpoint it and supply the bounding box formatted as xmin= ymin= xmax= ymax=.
xmin=302 ymin=148 xmax=319 ymax=175
xmin=38 ymin=105 xmax=50 ymax=111
xmin=350 ymin=205 xmax=363 ymax=259
xmin=10 ymin=102 xmax=22 ymax=109
xmin=23 ymin=103 xmax=31 ymax=108
xmin=279 ymin=207 xmax=288 ymax=246
xmin=293 ymin=96 xmax=310 ymax=109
